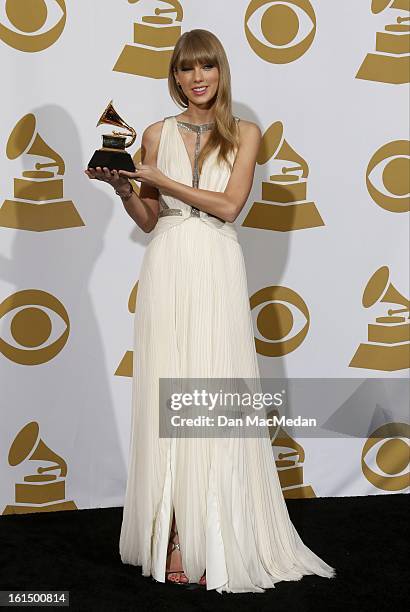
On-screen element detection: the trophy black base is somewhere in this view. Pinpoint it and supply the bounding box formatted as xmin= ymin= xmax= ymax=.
xmin=88 ymin=149 xmax=136 ymax=172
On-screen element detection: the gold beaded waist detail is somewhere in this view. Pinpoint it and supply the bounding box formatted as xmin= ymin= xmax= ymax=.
xmin=151 ymin=206 xmax=239 ymax=244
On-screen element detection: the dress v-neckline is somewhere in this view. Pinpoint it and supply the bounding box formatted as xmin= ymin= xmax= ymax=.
xmin=173 ymin=116 xmax=214 ymax=188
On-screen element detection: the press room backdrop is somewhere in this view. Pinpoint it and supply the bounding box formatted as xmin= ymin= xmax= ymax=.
xmin=0 ymin=0 xmax=409 ymax=515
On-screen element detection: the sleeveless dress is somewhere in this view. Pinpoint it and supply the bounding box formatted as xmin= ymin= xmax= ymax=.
xmin=119 ymin=116 xmax=336 ymax=593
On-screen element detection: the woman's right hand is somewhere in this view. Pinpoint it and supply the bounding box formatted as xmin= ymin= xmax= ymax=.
xmin=84 ymin=166 xmax=131 ymax=192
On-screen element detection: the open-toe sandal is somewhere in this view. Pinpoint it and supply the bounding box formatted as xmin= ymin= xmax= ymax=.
xmin=165 ymin=528 xmax=189 ymax=586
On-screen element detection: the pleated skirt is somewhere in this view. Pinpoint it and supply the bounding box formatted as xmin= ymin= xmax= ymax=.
xmin=119 ymin=217 xmax=336 ymax=593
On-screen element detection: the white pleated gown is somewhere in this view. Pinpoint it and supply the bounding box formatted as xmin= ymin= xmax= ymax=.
xmin=119 ymin=116 xmax=336 ymax=593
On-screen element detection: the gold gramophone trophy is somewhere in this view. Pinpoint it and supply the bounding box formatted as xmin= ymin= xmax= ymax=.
xmin=88 ymin=100 xmax=137 ymax=171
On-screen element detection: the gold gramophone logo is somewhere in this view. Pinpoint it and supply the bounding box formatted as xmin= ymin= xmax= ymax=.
xmin=113 ymin=0 xmax=183 ymax=79
xmin=0 ymin=0 xmax=66 ymax=52
xmin=0 ymin=289 xmax=70 ymax=365
xmin=242 ymin=121 xmax=324 ymax=231
xmin=350 ymin=266 xmax=410 ymax=371
xmin=0 ymin=113 xmax=83 ymax=232
xmin=250 ymin=285 xmax=310 ymax=356
xmin=244 ymin=0 xmax=316 ymax=63
xmin=366 ymin=140 xmax=410 ymax=213
xmin=272 ymin=426 xmax=316 ymax=498
xmin=3 ymin=421 xmax=77 ymax=515
xmin=115 ymin=281 xmax=138 ymax=377
xmin=362 ymin=422 xmax=410 ymax=491
xmin=356 ymin=0 xmax=410 ymax=84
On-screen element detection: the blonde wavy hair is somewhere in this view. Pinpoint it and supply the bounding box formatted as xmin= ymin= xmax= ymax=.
xmin=168 ymin=29 xmax=239 ymax=173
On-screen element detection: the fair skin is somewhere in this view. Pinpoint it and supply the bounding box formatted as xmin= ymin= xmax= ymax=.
xmin=85 ymin=62 xmax=262 ymax=232
xmin=85 ymin=61 xmax=261 ymax=584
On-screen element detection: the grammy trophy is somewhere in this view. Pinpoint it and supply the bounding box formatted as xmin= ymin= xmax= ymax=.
xmin=88 ymin=100 xmax=137 ymax=172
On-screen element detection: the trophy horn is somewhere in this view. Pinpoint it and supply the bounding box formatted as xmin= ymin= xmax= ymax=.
xmin=97 ymin=100 xmax=136 ymax=148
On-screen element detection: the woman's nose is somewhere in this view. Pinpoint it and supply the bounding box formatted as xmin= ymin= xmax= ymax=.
xmin=193 ymin=68 xmax=203 ymax=82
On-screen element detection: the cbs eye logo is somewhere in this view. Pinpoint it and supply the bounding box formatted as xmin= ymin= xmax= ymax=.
xmin=366 ymin=140 xmax=410 ymax=213
xmin=250 ymin=285 xmax=310 ymax=356
xmin=362 ymin=423 xmax=410 ymax=492
xmin=0 ymin=0 xmax=66 ymax=52
xmin=0 ymin=289 xmax=69 ymax=365
xmin=244 ymin=0 xmax=316 ymax=64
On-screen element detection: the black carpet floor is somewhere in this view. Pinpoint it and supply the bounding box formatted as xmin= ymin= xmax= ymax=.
xmin=0 ymin=494 xmax=408 ymax=611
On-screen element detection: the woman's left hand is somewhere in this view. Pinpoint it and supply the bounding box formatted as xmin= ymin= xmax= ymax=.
xmin=119 ymin=162 xmax=167 ymax=189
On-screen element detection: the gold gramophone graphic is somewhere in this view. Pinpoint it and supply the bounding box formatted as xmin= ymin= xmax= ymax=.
xmin=242 ymin=121 xmax=324 ymax=231
xmin=272 ymin=424 xmax=316 ymax=499
xmin=350 ymin=266 xmax=410 ymax=371
xmin=356 ymin=0 xmax=410 ymax=84
xmin=88 ymin=100 xmax=137 ymax=172
xmin=115 ymin=281 xmax=138 ymax=377
xmin=113 ymin=0 xmax=183 ymax=79
xmin=0 ymin=113 xmax=83 ymax=232
xmin=2 ymin=422 xmax=77 ymax=515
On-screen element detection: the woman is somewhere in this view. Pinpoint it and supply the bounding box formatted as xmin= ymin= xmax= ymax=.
xmin=85 ymin=29 xmax=335 ymax=593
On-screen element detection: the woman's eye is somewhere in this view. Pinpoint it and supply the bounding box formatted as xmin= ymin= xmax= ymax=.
xmin=203 ymin=65 xmax=214 ymax=70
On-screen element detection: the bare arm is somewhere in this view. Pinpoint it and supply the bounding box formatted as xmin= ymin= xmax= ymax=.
xmin=159 ymin=121 xmax=262 ymax=223
xmin=121 ymin=122 xmax=162 ymax=232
